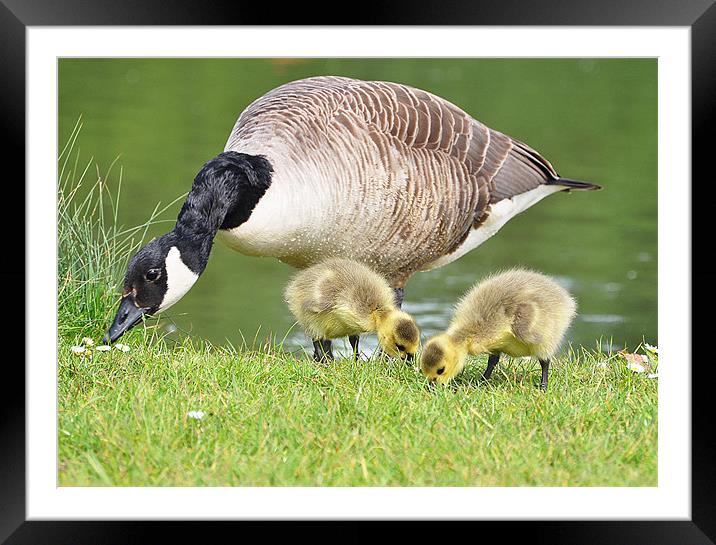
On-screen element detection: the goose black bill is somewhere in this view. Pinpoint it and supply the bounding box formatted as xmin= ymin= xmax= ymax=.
xmin=104 ymin=295 xmax=148 ymax=343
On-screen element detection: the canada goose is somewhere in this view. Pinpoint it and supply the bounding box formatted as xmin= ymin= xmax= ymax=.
xmin=420 ymin=269 xmax=576 ymax=390
xmin=284 ymin=258 xmax=420 ymax=362
xmin=105 ymin=76 xmax=599 ymax=344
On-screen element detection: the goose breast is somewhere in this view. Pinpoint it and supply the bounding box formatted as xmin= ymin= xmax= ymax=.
xmin=219 ymin=76 xmax=560 ymax=286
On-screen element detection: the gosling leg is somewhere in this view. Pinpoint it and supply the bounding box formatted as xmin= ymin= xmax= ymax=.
xmin=483 ymin=353 xmax=500 ymax=381
xmin=393 ymin=287 xmax=405 ymax=309
xmin=312 ymin=339 xmax=334 ymax=362
xmin=539 ymin=358 xmax=550 ymax=390
xmin=349 ymin=335 xmax=360 ymax=360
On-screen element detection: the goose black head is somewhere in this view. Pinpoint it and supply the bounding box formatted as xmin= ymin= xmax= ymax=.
xmin=104 ymin=151 xmax=273 ymax=343
xmin=104 ymin=233 xmax=200 ymax=343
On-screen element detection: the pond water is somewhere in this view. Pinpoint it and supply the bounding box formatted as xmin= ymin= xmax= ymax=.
xmin=59 ymin=58 xmax=657 ymax=353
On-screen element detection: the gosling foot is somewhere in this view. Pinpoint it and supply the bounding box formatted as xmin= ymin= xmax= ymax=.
xmin=483 ymin=353 xmax=500 ymax=381
xmin=349 ymin=335 xmax=360 ymax=360
xmin=539 ymin=358 xmax=550 ymax=390
xmin=312 ymin=339 xmax=334 ymax=363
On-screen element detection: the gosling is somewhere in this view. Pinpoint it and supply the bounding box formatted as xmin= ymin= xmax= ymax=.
xmin=420 ymin=269 xmax=576 ymax=390
xmin=284 ymin=257 xmax=420 ymax=362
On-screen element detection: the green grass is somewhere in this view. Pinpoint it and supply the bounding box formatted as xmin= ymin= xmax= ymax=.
xmin=59 ymin=339 xmax=657 ymax=486
xmin=57 ymin=127 xmax=658 ymax=487
xmin=58 ymin=118 xmax=185 ymax=341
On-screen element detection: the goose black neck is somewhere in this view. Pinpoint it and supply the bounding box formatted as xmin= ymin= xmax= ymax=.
xmin=172 ymin=151 xmax=273 ymax=274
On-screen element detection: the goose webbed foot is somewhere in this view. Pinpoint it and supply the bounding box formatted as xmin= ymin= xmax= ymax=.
xmin=313 ymin=339 xmax=334 ymax=363
xmin=482 ymin=353 xmax=500 ymax=381
xmin=539 ymin=358 xmax=550 ymax=390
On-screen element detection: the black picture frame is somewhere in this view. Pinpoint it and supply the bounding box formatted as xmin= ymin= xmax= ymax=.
xmin=3 ymin=1 xmax=711 ymax=543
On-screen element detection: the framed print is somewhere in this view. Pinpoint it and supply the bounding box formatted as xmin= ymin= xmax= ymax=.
xmin=3 ymin=0 xmax=713 ymax=542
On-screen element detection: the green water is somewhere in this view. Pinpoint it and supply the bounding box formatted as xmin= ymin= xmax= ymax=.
xmin=59 ymin=58 xmax=657 ymax=353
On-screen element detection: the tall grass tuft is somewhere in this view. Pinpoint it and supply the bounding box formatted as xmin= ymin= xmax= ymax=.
xmin=57 ymin=119 xmax=184 ymax=341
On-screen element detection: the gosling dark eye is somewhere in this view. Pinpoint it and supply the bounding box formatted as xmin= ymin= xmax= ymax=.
xmin=396 ymin=344 xmax=406 ymax=352
xmin=437 ymin=367 xmax=445 ymax=375
xmin=145 ymin=269 xmax=161 ymax=282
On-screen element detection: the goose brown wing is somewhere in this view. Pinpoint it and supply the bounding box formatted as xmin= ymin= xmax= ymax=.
xmin=230 ymin=76 xmax=557 ymax=221
xmin=338 ymin=79 xmax=558 ymax=240
xmin=226 ymin=77 xmax=563 ymax=281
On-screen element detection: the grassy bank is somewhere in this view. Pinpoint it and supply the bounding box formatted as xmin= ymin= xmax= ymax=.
xmin=59 ymin=338 xmax=657 ymax=486
xmin=57 ymin=129 xmax=658 ymax=486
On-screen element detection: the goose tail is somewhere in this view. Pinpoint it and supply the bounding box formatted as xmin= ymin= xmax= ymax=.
xmin=548 ymin=177 xmax=602 ymax=191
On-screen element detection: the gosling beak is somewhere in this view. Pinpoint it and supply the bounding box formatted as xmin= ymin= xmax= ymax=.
xmin=404 ymin=352 xmax=415 ymax=364
xmin=104 ymin=294 xmax=147 ymax=343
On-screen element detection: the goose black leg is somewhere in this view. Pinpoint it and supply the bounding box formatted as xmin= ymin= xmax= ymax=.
xmin=393 ymin=287 xmax=405 ymax=309
xmin=349 ymin=335 xmax=360 ymax=359
xmin=313 ymin=339 xmax=334 ymax=362
xmin=483 ymin=353 xmax=500 ymax=381
xmin=539 ymin=358 xmax=550 ymax=390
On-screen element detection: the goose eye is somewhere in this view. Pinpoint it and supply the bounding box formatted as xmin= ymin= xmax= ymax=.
xmin=396 ymin=344 xmax=406 ymax=352
xmin=437 ymin=367 xmax=445 ymax=375
xmin=145 ymin=269 xmax=161 ymax=282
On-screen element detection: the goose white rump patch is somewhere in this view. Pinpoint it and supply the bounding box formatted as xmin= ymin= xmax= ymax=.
xmin=159 ymin=246 xmax=199 ymax=312
xmin=422 ymin=184 xmax=565 ymax=271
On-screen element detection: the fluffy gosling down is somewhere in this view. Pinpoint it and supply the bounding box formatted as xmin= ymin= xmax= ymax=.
xmin=420 ymin=269 xmax=576 ymax=390
xmin=285 ymin=258 xmax=420 ymax=362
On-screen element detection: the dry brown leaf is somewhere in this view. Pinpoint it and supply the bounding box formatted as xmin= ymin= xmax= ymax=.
xmin=618 ymin=350 xmax=651 ymax=373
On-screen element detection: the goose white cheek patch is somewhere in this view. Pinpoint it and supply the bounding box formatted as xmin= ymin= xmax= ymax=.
xmin=158 ymin=246 xmax=199 ymax=312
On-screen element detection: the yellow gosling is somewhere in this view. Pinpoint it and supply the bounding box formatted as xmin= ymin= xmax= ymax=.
xmin=285 ymin=258 xmax=420 ymax=362
xmin=421 ymin=269 xmax=576 ymax=390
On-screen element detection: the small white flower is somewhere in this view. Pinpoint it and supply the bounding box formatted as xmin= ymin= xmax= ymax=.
xmin=70 ymin=345 xmax=86 ymax=355
xmin=96 ymin=345 xmax=112 ymax=352
xmin=187 ymin=410 xmax=205 ymax=420
xmin=81 ymin=337 xmax=95 ymax=346
xmin=627 ymin=361 xmax=646 ymax=373
xmin=596 ymin=360 xmax=609 ymax=369
xmin=644 ymin=343 xmax=658 ymax=355
xmin=114 ymin=343 xmax=130 ymax=353
xmin=647 ymin=373 xmax=659 ymax=379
